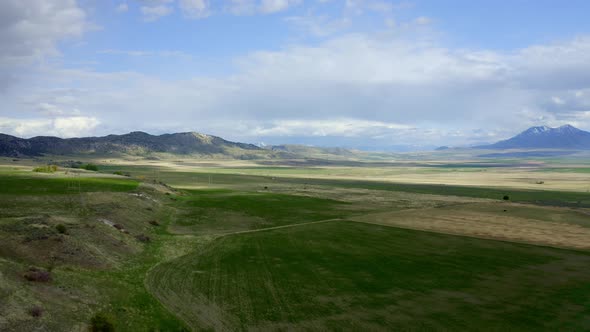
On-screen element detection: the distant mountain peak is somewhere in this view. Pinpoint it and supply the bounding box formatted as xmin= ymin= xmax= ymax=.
xmin=522 ymin=125 xmax=550 ymax=135
xmin=478 ymin=124 xmax=590 ymax=150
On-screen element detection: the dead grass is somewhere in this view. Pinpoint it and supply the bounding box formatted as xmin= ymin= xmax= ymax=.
xmin=352 ymin=202 xmax=590 ymax=250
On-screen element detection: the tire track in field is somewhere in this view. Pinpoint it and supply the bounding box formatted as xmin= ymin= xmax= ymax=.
xmin=144 ymin=218 xmax=344 ymax=331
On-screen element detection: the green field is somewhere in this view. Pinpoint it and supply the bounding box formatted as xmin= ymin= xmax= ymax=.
xmin=169 ymin=189 xmax=350 ymax=234
xmin=1 ymin=160 xmax=590 ymax=331
xmin=148 ymin=221 xmax=590 ymax=331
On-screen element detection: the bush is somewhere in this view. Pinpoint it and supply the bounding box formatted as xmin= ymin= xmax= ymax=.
xmin=33 ymin=165 xmax=58 ymax=173
xmin=55 ymin=224 xmax=67 ymax=234
xmin=113 ymin=171 xmax=131 ymax=177
xmin=81 ymin=164 xmax=99 ymax=171
xmin=23 ymin=267 xmax=51 ymax=282
xmin=149 ymin=220 xmax=160 ymax=226
xmin=135 ymin=234 xmax=151 ymax=243
xmin=503 ymin=195 xmax=510 ymax=201
xmin=90 ymin=313 xmax=115 ymax=332
xmin=28 ymin=306 xmax=43 ymax=318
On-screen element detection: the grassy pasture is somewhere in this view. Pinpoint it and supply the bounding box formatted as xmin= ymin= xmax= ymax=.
xmin=147 ymin=221 xmax=590 ymax=331
xmin=0 ymin=174 xmax=138 ymax=195
xmin=169 ymin=189 xmax=351 ymax=235
xmin=3 ymin=158 xmax=590 ymax=331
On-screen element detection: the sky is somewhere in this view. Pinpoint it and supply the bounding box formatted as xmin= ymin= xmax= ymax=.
xmin=1 ymin=0 xmax=590 ymax=151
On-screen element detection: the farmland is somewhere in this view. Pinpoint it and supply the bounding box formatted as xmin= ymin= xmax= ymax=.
xmin=1 ymin=157 xmax=590 ymax=330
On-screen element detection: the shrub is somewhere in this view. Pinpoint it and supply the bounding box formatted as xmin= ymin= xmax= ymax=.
xmin=28 ymin=306 xmax=43 ymax=318
xmin=135 ymin=234 xmax=151 ymax=243
xmin=81 ymin=164 xmax=99 ymax=171
xmin=503 ymin=195 xmax=510 ymax=201
xmin=149 ymin=220 xmax=160 ymax=226
xmin=33 ymin=165 xmax=58 ymax=173
xmin=90 ymin=313 xmax=115 ymax=332
xmin=23 ymin=267 xmax=51 ymax=282
xmin=55 ymin=224 xmax=67 ymax=234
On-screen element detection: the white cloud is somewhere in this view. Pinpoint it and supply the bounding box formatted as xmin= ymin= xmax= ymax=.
xmin=384 ymin=18 xmax=396 ymax=28
xmin=137 ymin=0 xmax=174 ymax=4
xmin=0 ymin=0 xmax=88 ymax=62
xmin=345 ymin=0 xmax=394 ymax=15
xmin=285 ymin=15 xmax=351 ymax=36
xmin=179 ymin=0 xmax=210 ymax=18
xmin=3 ymin=2 xmax=590 ymax=147
xmin=0 ymin=116 xmax=100 ymax=138
xmin=226 ymin=0 xmax=257 ymax=15
xmin=227 ymin=0 xmax=301 ymax=15
xmin=99 ymin=49 xmax=192 ymax=59
xmin=8 ymin=34 xmax=590 ymax=145
xmin=116 ymin=3 xmax=129 ymax=13
xmin=551 ymin=96 xmax=565 ymax=105
xmin=413 ymin=16 xmax=431 ymax=25
xmin=251 ymin=119 xmax=413 ymax=137
xmin=259 ymin=0 xmax=301 ymax=14
xmin=141 ymin=5 xmax=174 ymax=22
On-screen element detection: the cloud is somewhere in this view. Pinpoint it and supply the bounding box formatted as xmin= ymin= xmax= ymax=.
xmin=0 ymin=0 xmax=88 ymax=62
xmin=8 ymin=34 xmax=590 ymax=146
xmin=0 ymin=116 xmax=100 ymax=138
xmin=226 ymin=0 xmax=257 ymax=15
xmin=285 ymin=14 xmax=351 ymax=36
xmin=179 ymin=0 xmax=210 ymax=18
xmin=116 ymin=3 xmax=129 ymax=13
xmin=226 ymin=0 xmax=300 ymax=15
xmin=250 ymin=119 xmax=413 ymax=137
xmin=99 ymin=49 xmax=192 ymax=59
xmin=259 ymin=0 xmax=301 ymax=14
xmin=344 ymin=0 xmax=395 ymax=15
xmin=141 ymin=5 xmax=174 ymax=21
xmin=137 ymin=0 xmax=174 ymax=4
xmin=0 ymin=0 xmax=90 ymax=93
xmin=413 ymin=16 xmax=431 ymax=25
xmin=3 ymin=2 xmax=590 ymax=148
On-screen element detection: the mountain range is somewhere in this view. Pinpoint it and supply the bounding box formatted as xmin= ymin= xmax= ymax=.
xmin=1 ymin=124 xmax=589 ymax=158
xmin=0 ymin=131 xmax=261 ymax=158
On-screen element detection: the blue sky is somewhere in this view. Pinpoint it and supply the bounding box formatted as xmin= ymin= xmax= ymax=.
xmin=2 ymin=0 xmax=590 ymax=150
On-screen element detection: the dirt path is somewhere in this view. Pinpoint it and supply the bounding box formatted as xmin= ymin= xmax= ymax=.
xmin=222 ymin=218 xmax=342 ymax=236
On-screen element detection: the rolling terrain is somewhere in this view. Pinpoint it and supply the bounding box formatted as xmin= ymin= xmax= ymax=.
xmin=1 ymin=153 xmax=590 ymax=330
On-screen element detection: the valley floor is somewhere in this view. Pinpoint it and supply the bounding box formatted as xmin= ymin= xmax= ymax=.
xmin=1 ymin=157 xmax=590 ymax=330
